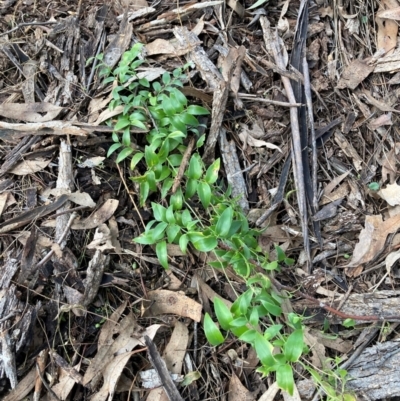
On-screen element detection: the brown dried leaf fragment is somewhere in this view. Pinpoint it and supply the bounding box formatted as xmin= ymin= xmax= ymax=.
xmin=337 ymin=59 xmax=374 ymax=89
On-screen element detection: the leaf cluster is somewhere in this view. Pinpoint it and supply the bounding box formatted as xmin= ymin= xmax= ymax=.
xmin=102 ymin=44 xmax=353 ymax=400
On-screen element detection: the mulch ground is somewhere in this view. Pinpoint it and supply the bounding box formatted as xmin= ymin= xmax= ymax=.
xmin=1 ymin=0 xmax=400 ymax=400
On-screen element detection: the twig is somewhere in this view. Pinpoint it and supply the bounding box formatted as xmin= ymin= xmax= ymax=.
xmin=237 ymin=93 xmax=302 ymax=107
xmin=116 ymin=163 xmax=145 ymax=229
xmin=36 ymin=212 xmax=77 ymax=268
xmin=35 ymin=363 xmax=62 ymax=401
xmin=171 ymin=136 xmax=195 ymax=194
xmin=0 ymin=20 xmax=57 ymax=37
xmin=260 ymin=17 xmax=310 ymax=267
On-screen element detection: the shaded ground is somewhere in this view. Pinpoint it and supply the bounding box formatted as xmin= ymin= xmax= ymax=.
xmin=1 ymin=0 xmax=400 ymax=400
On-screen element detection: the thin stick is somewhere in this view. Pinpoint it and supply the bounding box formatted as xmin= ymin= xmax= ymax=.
xmin=0 ymin=21 xmax=57 ymax=37
xmin=36 ymin=212 xmax=77 ymax=268
xmin=238 ymin=93 xmax=302 ymax=107
xmin=171 ymin=136 xmax=195 ymax=193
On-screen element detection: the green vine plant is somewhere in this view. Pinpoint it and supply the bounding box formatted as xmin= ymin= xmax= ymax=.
xmin=90 ymin=43 xmax=355 ymax=400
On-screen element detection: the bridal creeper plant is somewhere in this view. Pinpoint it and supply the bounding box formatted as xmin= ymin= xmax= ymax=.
xmin=92 ymin=43 xmax=355 ymax=400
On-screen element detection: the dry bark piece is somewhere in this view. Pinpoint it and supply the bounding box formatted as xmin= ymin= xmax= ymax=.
xmin=0 ymin=194 xmax=69 ymax=234
xmin=346 ymin=338 xmax=400 ymax=400
xmin=143 ymin=289 xmax=202 ymax=322
xmin=334 ymin=131 xmax=363 ymax=170
xmin=218 ymin=128 xmax=249 ymax=213
xmin=173 ymin=26 xmax=222 ymax=90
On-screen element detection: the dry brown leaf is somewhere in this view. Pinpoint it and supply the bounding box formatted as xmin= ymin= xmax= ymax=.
xmin=147 ymin=322 xmax=189 ymax=401
xmin=145 ymin=38 xmax=177 ymax=55
xmin=239 ymin=123 xmax=282 ymax=152
xmin=347 ymin=213 xmax=400 ymax=269
xmin=336 ymin=59 xmax=374 ymax=90
xmin=377 ymin=6 xmax=400 ymax=19
xmin=42 ymin=199 xmax=118 ymax=229
xmin=51 ymin=362 xmax=82 ymax=400
xmin=377 ymin=0 xmax=399 ymax=55
xmin=48 ymin=189 xmax=96 ymax=208
xmin=228 ymin=374 xmax=255 ymax=401
xmin=9 ymin=159 xmax=51 ymax=175
xmin=303 ymin=328 xmax=326 ymax=369
xmin=258 ymin=382 xmax=280 ymax=401
xmin=0 ymin=192 xmax=9 ymax=218
xmin=385 ymin=249 xmax=400 ymax=274
xmin=143 ymin=289 xmax=202 ymax=322
xmin=282 ymin=385 xmax=301 ymax=401
xmin=77 ymin=157 xmax=105 ymax=168
xmin=369 ymin=112 xmax=393 ymax=130
xmin=378 ymin=183 xmax=400 ymax=206
xmin=0 ymin=102 xmax=63 ymax=122
xmin=87 ymin=224 xmax=114 ymax=251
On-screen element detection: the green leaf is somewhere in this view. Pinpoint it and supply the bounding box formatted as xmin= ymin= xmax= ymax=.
xmin=260 ymin=300 xmax=282 ymax=317
xmin=170 ymin=188 xmax=183 ymax=210
xmin=198 ymin=182 xmax=211 ymax=208
xmin=204 ymin=313 xmax=224 ymax=346
xmin=181 ymin=210 xmax=192 ymax=227
xmin=343 ymin=318 xmax=356 ymax=328
xmin=145 ymin=146 xmax=159 ymax=168
xmin=166 ymin=224 xmax=180 ymax=243
xmin=107 ymin=143 xmax=122 ymax=157
xmin=205 ymin=159 xmax=220 ymax=184
xmin=254 ymin=332 xmax=275 ymax=367
xmin=139 ymin=78 xmax=150 ymax=87
xmin=162 ymin=72 xmax=171 ymax=85
xmin=185 ymin=178 xmax=198 ymax=199
xmin=166 ymin=205 xmax=176 ymax=224
xmin=249 ymin=308 xmax=259 ymax=326
xmin=156 ymin=241 xmax=169 ymax=269
xmin=181 ymin=371 xmax=201 ymax=387
xmin=229 ymin=317 xmax=248 ymax=327
xmin=140 ymin=181 xmax=149 ymax=206
xmin=275 ymin=245 xmax=286 ymax=262
xmin=187 ymin=154 xmax=203 ymax=180
xmin=116 ymin=147 xmax=134 ymax=163
xmin=179 ymin=112 xmax=199 ymax=126
xmin=152 ymin=222 xmax=168 ymax=241
xmin=239 ymin=329 xmax=257 ymax=344
xmin=134 ymin=232 xmax=155 ymax=245
xmin=152 ymin=203 xmax=167 ymax=222
xmin=215 ymin=207 xmax=233 ymax=238
xmin=162 ymin=96 xmax=176 ymax=116
xmin=196 ymin=134 xmax=206 ymax=148
xmin=283 ymin=329 xmax=304 ymax=362
xmin=179 ymin=234 xmax=189 ymax=254
xmin=247 ymin=0 xmax=269 ymax=10
xmin=130 ymin=119 xmax=147 ymax=130
xmin=114 ymin=115 xmax=131 ymax=131
xmin=192 ymin=236 xmax=218 ymax=252
xmin=122 ymin=129 xmax=131 ymax=147
xmin=187 ymin=105 xmax=210 ymax=115
xmin=161 ymin=178 xmax=174 ymax=198
xmin=276 ymin=364 xmax=294 ymax=395
xmin=213 ymin=297 xmax=233 ymax=331
xmin=130 ymin=152 xmax=144 ymax=170
xmin=264 ymin=324 xmax=283 ymax=340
